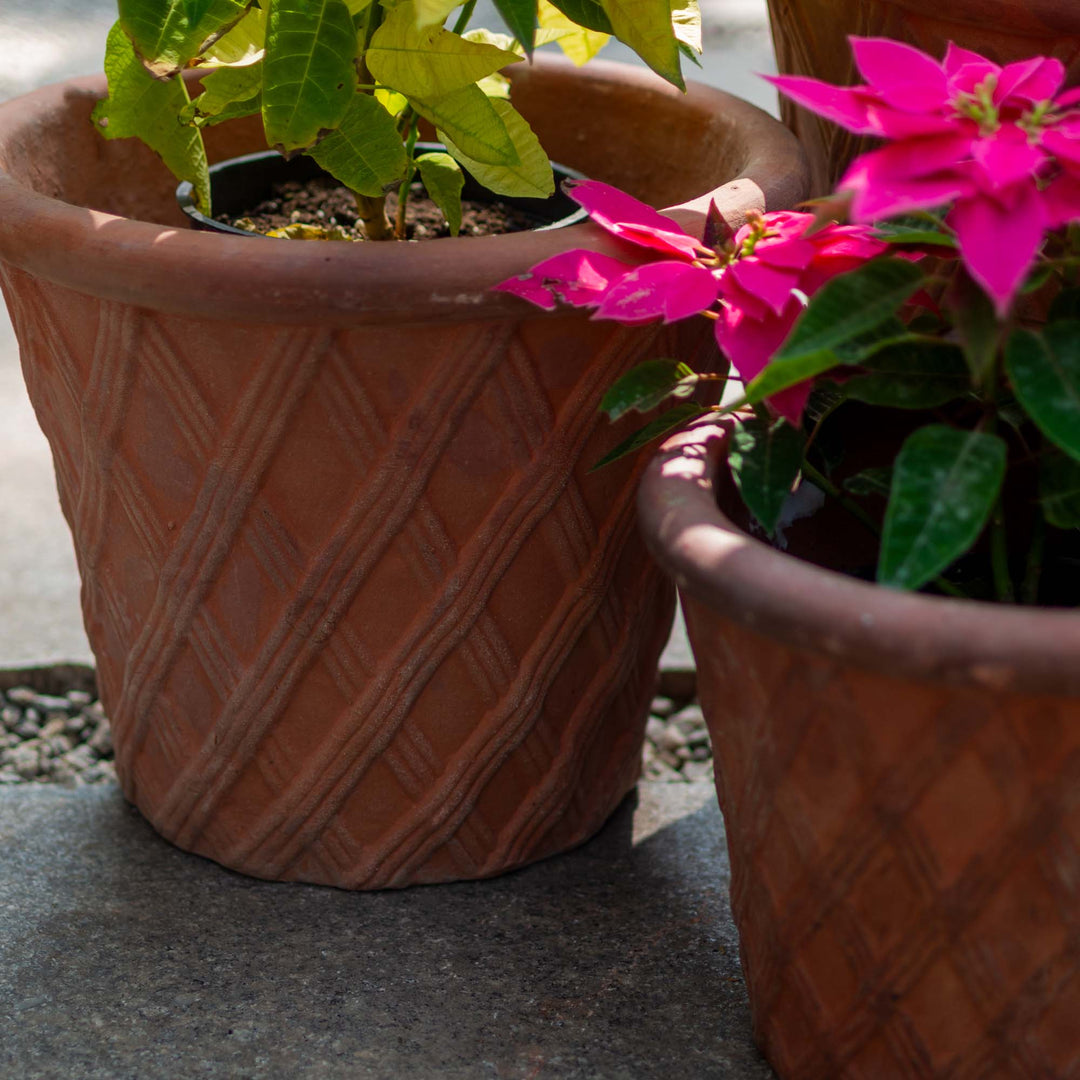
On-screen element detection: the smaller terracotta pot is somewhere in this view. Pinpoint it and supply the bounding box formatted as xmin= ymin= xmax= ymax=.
xmin=638 ymin=418 xmax=1080 ymax=1079
xmin=766 ymin=0 xmax=1080 ymax=194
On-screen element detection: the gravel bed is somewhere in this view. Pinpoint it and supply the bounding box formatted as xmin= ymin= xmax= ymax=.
xmin=0 ymin=667 xmax=707 ymax=787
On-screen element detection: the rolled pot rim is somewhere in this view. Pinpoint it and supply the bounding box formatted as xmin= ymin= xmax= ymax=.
xmin=637 ymin=417 xmax=1080 ymax=696
xmin=0 ymin=55 xmax=808 ymax=328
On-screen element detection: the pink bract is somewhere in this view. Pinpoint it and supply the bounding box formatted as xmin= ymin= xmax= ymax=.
xmin=769 ymin=36 xmax=1080 ymax=313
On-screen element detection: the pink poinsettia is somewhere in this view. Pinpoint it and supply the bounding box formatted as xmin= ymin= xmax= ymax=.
xmin=494 ymin=180 xmax=885 ymax=423
xmin=767 ymin=38 xmax=1080 ymax=313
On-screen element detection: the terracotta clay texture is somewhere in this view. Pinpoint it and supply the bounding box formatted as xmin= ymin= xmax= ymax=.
xmin=766 ymin=0 xmax=1080 ymax=194
xmin=638 ymin=420 xmax=1080 ymax=1079
xmin=0 ymin=57 xmax=808 ymax=889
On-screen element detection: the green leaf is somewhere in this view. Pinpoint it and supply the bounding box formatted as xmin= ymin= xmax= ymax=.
xmin=415 ymin=152 xmax=465 ymax=236
xmin=951 ymin=270 xmax=1000 ymax=386
xmin=600 ymin=0 xmax=683 ymax=88
xmin=308 ymin=92 xmax=410 ymax=197
xmin=493 ymin=0 xmax=538 ymax=56
xmin=776 ymin=259 xmax=924 ymax=365
xmin=367 ymin=2 xmax=521 ymax=99
xmin=1041 ymin=448 xmax=1080 ymax=529
xmin=1006 ymin=323 xmax=1080 ymax=463
xmin=93 ymin=22 xmax=211 ymax=211
xmin=670 ymin=0 xmax=701 ymax=55
xmin=545 ymin=0 xmax=613 ymax=34
xmin=537 ymin=0 xmax=609 ymax=63
xmin=193 ymin=4 xmax=265 ymax=66
xmin=845 ymin=341 xmax=971 ymax=409
xmin=439 ymin=99 xmax=552 ymax=197
xmin=591 ymin=403 xmax=708 ymax=471
xmin=262 ymin=0 xmax=358 ymax=155
xmin=740 ymin=262 xmax=923 ymax=406
xmin=845 ymin=467 xmax=893 ymax=498
xmin=878 ymin=425 xmax=1007 ymax=591
xmin=1049 ymin=287 xmax=1080 ymax=323
xmin=183 ymin=62 xmax=262 ymax=127
xmin=413 ymin=0 xmax=462 ymax=27
xmin=119 ymin=0 xmax=249 ymax=78
xmin=728 ymin=417 xmax=806 ymax=536
xmin=872 ymin=216 xmax=956 ymax=248
xmin=410 ymin=84 xmax=517 ymax=166
xmin=830 ymin=317 xmax=911 ymax=363
xmin=600 ymin=359 xmax=697 ymax=421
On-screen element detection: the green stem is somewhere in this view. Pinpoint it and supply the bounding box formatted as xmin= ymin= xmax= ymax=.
xmin=990 ymin=495 xmax=1015 ymax=603
xmin=1020 ymin=507 xmax=1046 ymax=606
xmin=452 ymin=0 xmax=478 ymax=34
xmin=394 ymin=110 xmax=420 ymax=240
xmin=353 ymin=2 xmax=393 ymax=241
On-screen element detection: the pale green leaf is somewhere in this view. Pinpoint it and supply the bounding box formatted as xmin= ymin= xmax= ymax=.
xmin=439 ymin=98 xmax=552 ymax=197
xmin=600 ymin=0 xmax=682 ymax=88
xmin=670 ymin=0 xmax=700 ymax=54
xmin=878 ymin=425 xmax=1007 ymax=591
xmin=193 ymin=4 xmax=265 ymax=66
xmin=262 ymin=0 xmax=358 ymax=154
xmin=416 ymin=152 xmax=465 ymax=235
xmin=410 ymin=84 xmax=517 ymax=166
xmin=183 ymin=62 xmax=262 ymax=126
xmin=414 ymin=0 xmax=463 ymax=27
xmin=477 ymin=72 xmax=512 ymax=99
xmin=309 ymin=91 xmax=410 ymax=196
xmin=93 ymin=21 xmax=211 ymax=210
xmin=1006 ymin=323 xmax=1080 ymax=463
xmin=375 ymin=87 xmax=409 ymax=116
xmin=119 ymin=0 xmax=250 ymax=78
xmin=728 ymin=417 xmax=805 ymax=536
xmin=537 ymin=0 xmax=609 ymax=64
xmin=367 ymin=2 xmax=522 ymax=100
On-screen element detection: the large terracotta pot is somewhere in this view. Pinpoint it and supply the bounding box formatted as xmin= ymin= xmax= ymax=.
xmin=0 ymin=57 xmax=808 ymax=889
xmin=766 ymin=0 xmax=1080 ymax=194
xmin=639 ymin=419 xmax=1080 ymax=1078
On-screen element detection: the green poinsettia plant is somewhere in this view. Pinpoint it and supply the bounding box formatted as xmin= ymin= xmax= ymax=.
xmin=497 ymin=37 xmax=1080 ymax=604
xmin=93 ymin=0 xmax=701 ymax=240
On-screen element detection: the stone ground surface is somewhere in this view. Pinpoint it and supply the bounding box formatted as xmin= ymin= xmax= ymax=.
xmin=0 ymin=5 xmax=781 ymax=1076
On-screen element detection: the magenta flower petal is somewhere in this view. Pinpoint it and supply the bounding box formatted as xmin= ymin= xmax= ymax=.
xmin=1057 ymin=87 xmax=1080 ymax=107
xmin=493 ymin=249 xmax=638 ymax=310
xmin=949 ymin=185 xmax=1046 ymax=314
xmin=726 ymin=259 xmax=798 ymax=316
xmin=849 ymin=37 xmax=950 ymax=113
xmin=593 ymin=262 xmax=719 ymax=323
xmin=994 ymin=56 xmax=1065 ymax=105
xmin=563 ymin=179 xmax=701 ymax=260
xmin=1040 ymin=122 xmax=1080 ymax=169
xmin=763 ymin=74 xmax=876 ymax=134
xmin=971 ymin=124 xmax=1047 ymax=187
xmin=864 ymin=103 xmax=962 ymax=140
xmin=944 ymin=42 xmax=998 ymax=83
xmin=754 ymin=236 xmax=817 ymax=270
xmin=1040 ymin=173 xmax=1080 ymax=227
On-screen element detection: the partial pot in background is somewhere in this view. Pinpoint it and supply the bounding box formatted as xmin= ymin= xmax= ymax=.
xmin=639 ymin=418 xmax=1080 ymax=1078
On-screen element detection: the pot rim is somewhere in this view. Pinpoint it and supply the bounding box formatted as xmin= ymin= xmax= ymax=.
xmin=813 ymin=0 xmax=1080 ymax=32
xmin=637 ymin=418 xmax=1080 ymax=695
xmin=0 ymin=55 xmax=808 ymax=327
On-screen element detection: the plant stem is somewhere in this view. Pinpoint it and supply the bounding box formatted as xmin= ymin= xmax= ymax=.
xmin=990 ymin=495 xmax=1015 ymax=603
xmin=353 ymin=2 xmax=393 ymax=241
xmin=394 ymin=110 xmax=420 ymax=240
xmin=1020 ymin=507 xmax=1046 ymax=605
xmin=452 ymin=0 xmax=478 ymax=34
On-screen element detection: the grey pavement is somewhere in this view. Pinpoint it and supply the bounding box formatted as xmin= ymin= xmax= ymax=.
xmin=0 ymin=780 xmax=775 ymax=1079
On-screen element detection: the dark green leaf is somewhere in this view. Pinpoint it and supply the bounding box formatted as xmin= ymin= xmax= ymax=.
xmin=845 ymin=466 xmax=893 ymax=498
xmin=742 ymin=349 xmax=841 ymax=405
xmin=728 ymin=417 xmax=805 ymax=536
xmin=600 ymin=359 xmax=697 ymax=421
xmin=803 ymin=381 xmax=847 ymax=424
xmin=546 ymin=0 xmax=613 ymax=35
xmin=1006 ymin=323 xmax=1080 ymax=462
xmin=1049 ymin=287 xmax=1080 ymax=323
xmin=830 ymin=317 xmax=910 ymax=363
xmin=590 ymin=403 xmax=708 ymax=470
xmin=950 ymin=270 xmax=1000 ymax=386
xmin=845 ymin=341 xmax=971 ymax=409
xmin=493 ymin=0 xmax=537 ymax=56
xmin=1041 ymin=448 xmax=1080 ymax=528
xmin=678 ymin=40 xmax=702 ymax=67
xmin=262 ymin=0 xmax=358 ymax=155
xmin=873 ymin=216 xmax=956 ymax=248
xmin=878 ymin=425 xmax=1007 ymax=590
xmin=1022 ymin=263 xmax=1054 ymax=294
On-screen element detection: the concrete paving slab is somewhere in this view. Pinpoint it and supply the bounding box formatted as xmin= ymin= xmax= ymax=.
xmin=0 ymin=0 xmax=777 ymax=668
xmin=0 ymin=781 xmax=775 ymax=1079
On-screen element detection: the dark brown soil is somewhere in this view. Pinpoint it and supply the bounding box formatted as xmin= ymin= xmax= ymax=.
xmin=216 ymin=174 xmax=541 ymax=240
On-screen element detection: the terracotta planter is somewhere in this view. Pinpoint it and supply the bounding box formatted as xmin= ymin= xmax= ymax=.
xmin=0 ymin=57 xmax=807 ymax=889
xmin=766 ymin=0 xmax=1080 ymax=195
xmin=639 ymin=419 xmax=1080 ymax=1078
